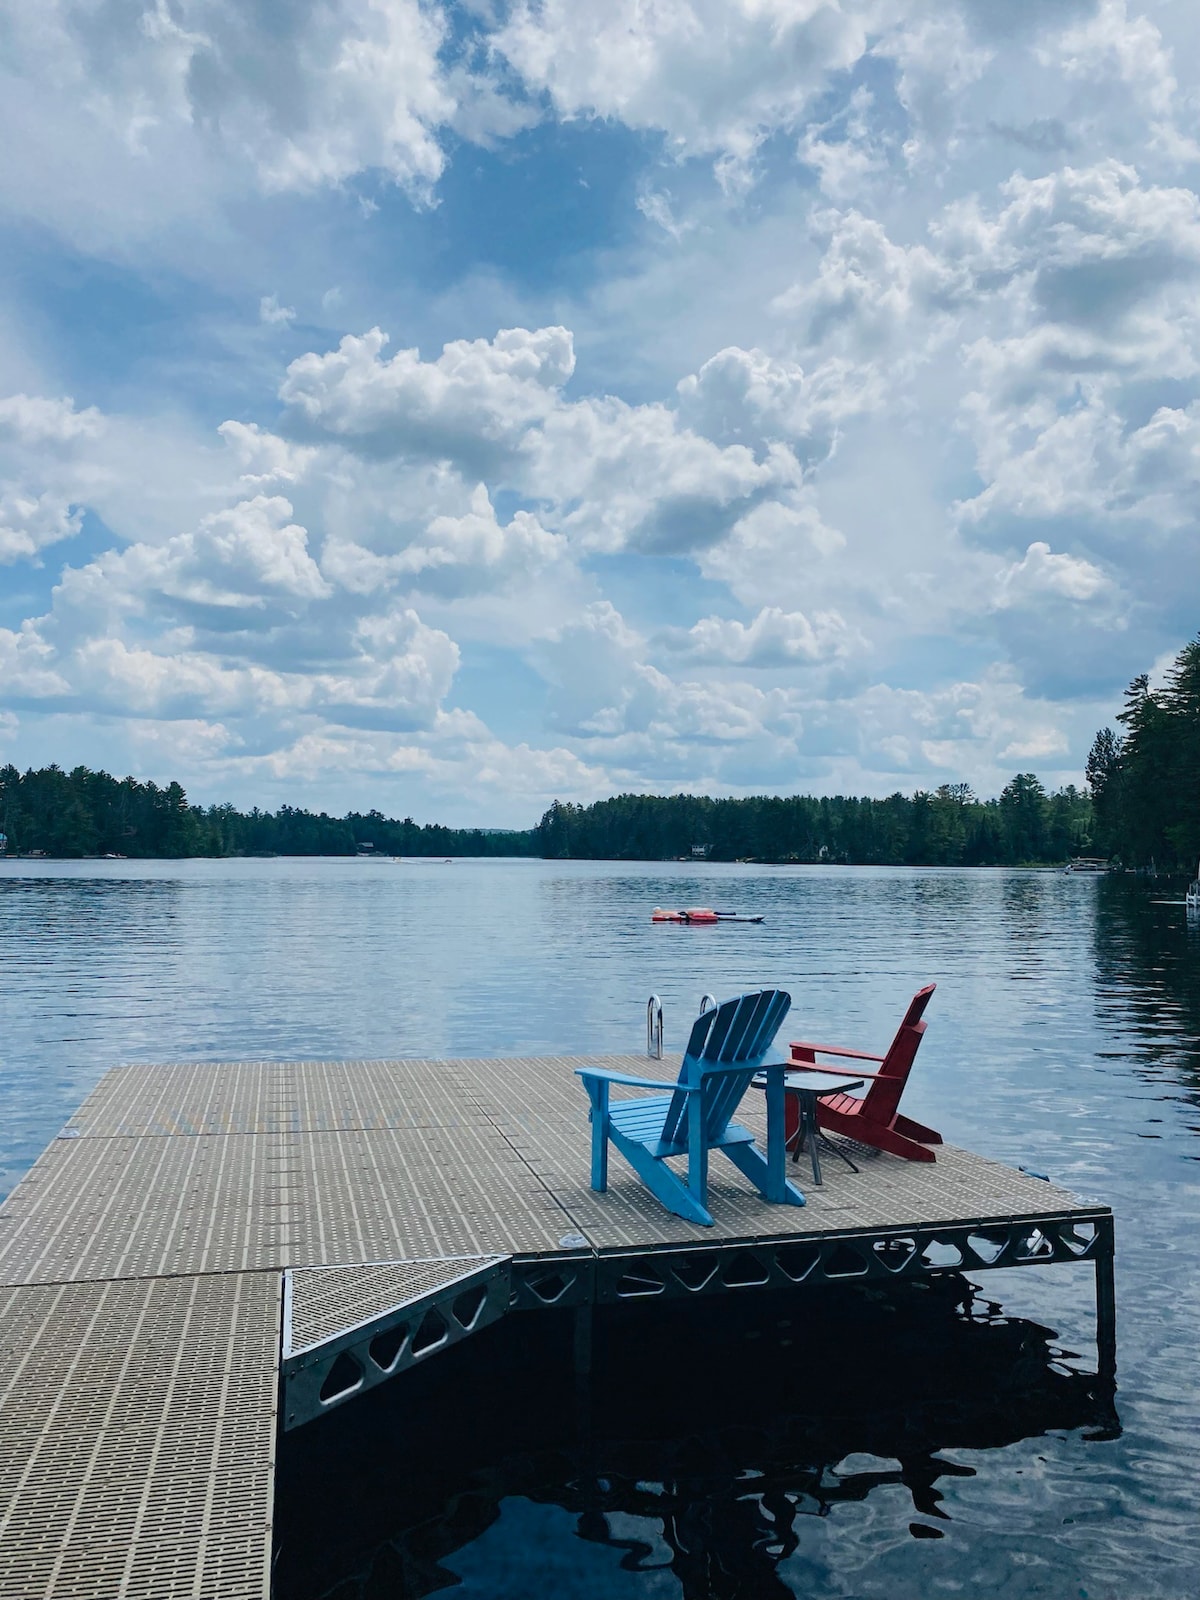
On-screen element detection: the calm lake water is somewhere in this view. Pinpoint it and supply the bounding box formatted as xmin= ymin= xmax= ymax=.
xmin=2 ymin=858 xmax=1198 ymax=1597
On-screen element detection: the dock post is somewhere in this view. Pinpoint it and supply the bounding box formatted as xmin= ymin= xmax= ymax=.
xmin=1094 ymin=1215 xmax=1116 ymax=1384
xmin=572 ymin=1301 xmax=596 ymax=1516
xmin=573 ymin=1301 xmax=594 ymax=1382
xmin=573 ymin=1301 xmax=595 ymax=1453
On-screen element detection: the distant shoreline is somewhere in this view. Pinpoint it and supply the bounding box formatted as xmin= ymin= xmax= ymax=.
xmin=0 ymin=850 xmax=1120 ymax=872
xmin=0 ymin=759 xmax=1164 ymax=870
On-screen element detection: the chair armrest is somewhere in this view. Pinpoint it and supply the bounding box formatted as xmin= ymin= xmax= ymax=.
xmin=575 ymin=1068 xmax=696 ymax=1092
xmin=756 ymin=1062 xmax=882 ymax=1085
xmin=789 ymin=1042 xmax=886 ymax=1063
xmin=787 ymin=1061 xmax=885 ymax=1081
xmin=697 ymin=1060 xmax=788 ymax=1080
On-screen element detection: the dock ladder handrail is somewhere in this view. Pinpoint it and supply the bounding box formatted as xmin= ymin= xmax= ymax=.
xmin=646 ymin=994 xmax=664 ymax=1059
xmin=699 ymin=993 xmax=717 ymax=1015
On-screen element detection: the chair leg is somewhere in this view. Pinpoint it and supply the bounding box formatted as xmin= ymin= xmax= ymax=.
xmin=893 ymin=1112 xmax=943 ymax=1146
xmin=857 ymin=1123 xmax=937 ymax=1162
xmin=587 ymin=1084 xmax=609 ymax=1192
xmin=609 ymin=1128 xmax=715 ymax=1226
xmin=590 ymin=1117 xmax=609 ymax=1192
xmin=816 ymin=1106 xmax=936 ymax=1162
xmin=687 ymin=1092 xmax=709 ymax=1214
xmin=724 ymin=1141 xmax=806 ymax=1207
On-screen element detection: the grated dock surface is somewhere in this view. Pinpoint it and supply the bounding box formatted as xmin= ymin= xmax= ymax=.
xmin=0 ymin=1272 xmax=278 ymax=1599
xmin=0 ymin=1051 xmax=1106 ymax=1596
xmin=0 ymin=1123 xmax=570 ymax=1287
xmin=286 ymin=1255 xmax=509 ymax=1354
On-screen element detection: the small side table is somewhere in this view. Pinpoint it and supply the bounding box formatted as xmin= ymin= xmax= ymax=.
xmin=775 ymin=1070 xmax=865 ymax=1186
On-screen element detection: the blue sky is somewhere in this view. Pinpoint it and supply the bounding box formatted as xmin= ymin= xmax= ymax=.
xmin=2 ymin=1 xmax=1199 ymax=825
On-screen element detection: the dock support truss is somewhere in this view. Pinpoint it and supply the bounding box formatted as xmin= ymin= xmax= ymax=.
xmin=590 ymin=1210 xmax=1113 ymax=1304
xmin=282 ymin=1256 xmax=512 ymax=1431
xmin=280 ymin=1210 xmax=1113 ymax=1430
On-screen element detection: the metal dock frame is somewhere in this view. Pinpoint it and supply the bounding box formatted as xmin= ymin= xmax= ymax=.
xmin=280 ymin=1207 xmax=1116 ymax=1429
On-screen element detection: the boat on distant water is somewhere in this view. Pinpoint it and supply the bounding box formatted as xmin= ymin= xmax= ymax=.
xmin=651 ymin=906 xmax=765 ymax=924
xmin=1187 ymin=864 xmax=1200 ymax=915
xmin=1064 ymin=858 xmax=1109 ymax=874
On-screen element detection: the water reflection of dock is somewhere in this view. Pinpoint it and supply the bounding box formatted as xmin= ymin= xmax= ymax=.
xmin=278 ymin=1282 xmax=1120 ymax=1598
xmin=0 ymin=1054 xmax=1115 ymax=1597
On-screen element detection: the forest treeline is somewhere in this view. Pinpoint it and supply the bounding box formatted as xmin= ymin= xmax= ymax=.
xmin=535 ymin=776 xmax=1091 ymax=865
xmin=0 ymin=763 xmax=1090 ymax=865
xmin=1087 ymin=633 xmax=1200 ymax=872
xmin=0 ymin=765 xmax=538 ymax=860
xmin=3 ymin=631 xmax=1196 ymax=866
xmin=538 ymin=631 xmax=1200 ymax=870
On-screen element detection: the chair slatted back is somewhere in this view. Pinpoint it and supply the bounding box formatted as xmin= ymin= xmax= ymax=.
xmin=660 ymin=989 xmax=791 ymax=1147
xmin=861 ymin=983 xmax=936 ymax=1126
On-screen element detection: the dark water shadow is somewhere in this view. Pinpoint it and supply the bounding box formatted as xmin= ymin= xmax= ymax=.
xmin=274 ymin=1279 xmax=1119 ymax=1600
xmin=1091 ymin=881 xmax=1200 ymax=1146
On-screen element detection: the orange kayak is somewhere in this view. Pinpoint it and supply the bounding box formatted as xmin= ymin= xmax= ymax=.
xmin=651 ymin=906 xmax=764 ymax=924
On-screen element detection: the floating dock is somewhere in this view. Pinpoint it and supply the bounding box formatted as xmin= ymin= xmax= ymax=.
xmin=0 ymin=1053 xmax=1115 ymax=1598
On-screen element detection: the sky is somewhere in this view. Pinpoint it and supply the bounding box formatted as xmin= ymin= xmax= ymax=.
xmin=2 ymin=1 xmax=1199 ymax=827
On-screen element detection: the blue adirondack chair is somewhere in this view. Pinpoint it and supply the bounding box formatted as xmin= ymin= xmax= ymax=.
xmin=577 ymin=989 xmax=805 ymax=1227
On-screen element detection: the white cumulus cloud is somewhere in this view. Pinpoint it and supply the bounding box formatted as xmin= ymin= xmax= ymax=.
xmin=280 ymin=325 xmax=575 ymax=469
xmin=995 ymin=542 xmax=1113 ymax=607
xmin=493 ymin=0 xmax=885 ymax=183
xmin=667 ymin=606 xmax=860 ymax=666
xmin=322 ymin=482 xmax=566 ymax=597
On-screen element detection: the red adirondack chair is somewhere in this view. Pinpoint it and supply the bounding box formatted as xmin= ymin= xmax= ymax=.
xmin=786 ymin=983 xmax=941 ymax=1162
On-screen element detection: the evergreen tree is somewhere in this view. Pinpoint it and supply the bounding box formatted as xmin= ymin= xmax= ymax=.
xmin=1114 ymin=673 xmax=1175 ymax=866
xmin=1161 ymin=640 xmax=1200 ymax=869
xmin=1086 ymin=727 xmax=1124 ymax=854
xmin=1083 ymin=633 xmax=1200 ymax=870
xmin=998 ymin=773 xmax=1048 ymax=863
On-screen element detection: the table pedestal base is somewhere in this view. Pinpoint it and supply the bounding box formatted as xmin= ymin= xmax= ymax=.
xmin=785 ymin=1092 xmax=861 ymax=1185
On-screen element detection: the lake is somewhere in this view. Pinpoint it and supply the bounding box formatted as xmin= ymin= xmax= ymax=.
xmin=2 ymin=858 xmax=1198 ymax=1597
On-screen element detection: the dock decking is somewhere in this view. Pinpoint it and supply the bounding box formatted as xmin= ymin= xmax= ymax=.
xmin=0 ymin=1053 xmax=1114 ymax=1598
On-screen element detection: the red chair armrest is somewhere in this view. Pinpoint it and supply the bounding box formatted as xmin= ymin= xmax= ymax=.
xmin=785 ymin=1062 xmax=884 ymax=1082
xmin=789 ymin=1042 xmax=886 ymax=1063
